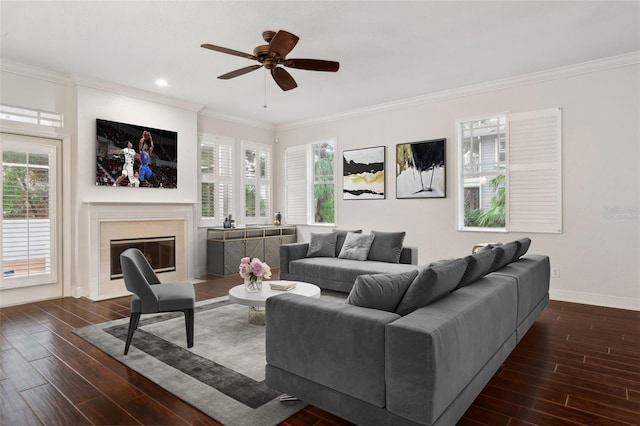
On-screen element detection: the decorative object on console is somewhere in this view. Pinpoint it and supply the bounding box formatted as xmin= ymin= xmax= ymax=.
xmin=239 ymin=257 xmax=272 ymax=292
xmin=96 ymin=118 xmax=177 ymax=189
xmin=396 ymin=138 xmax=446 ymax=198
xmin=274 ymin=211 xmax=282 ymax=225
xmin=342 ymin=146 xmax=385 ymax=199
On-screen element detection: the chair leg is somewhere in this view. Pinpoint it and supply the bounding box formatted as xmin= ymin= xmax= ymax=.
xmin=184 ymin=309 xmax=194 ymax=348
xmin=124 ymin=313 xmax=141 ymax=355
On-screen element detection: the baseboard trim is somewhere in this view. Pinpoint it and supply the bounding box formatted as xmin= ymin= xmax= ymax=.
xmin=550 ymin=289 xmax=639 ymax=311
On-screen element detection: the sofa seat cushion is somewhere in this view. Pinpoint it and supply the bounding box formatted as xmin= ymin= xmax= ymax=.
xmin=492 ymin=254 xmax=550 ymax=326
xmin=289 ymin=257 xmax=419 ymax=285
xmin=386 ymin=274 xmax=518 ymax=425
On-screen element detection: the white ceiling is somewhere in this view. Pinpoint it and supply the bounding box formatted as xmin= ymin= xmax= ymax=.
xmin=1 ymin=1 xmax=639 ymax=126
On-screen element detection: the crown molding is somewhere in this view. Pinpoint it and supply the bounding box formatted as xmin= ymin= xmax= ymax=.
xmin=0 ymin=59 xmax=74 ymax=86
xmin=0 ymin=59 xmax=204 ymax=112
xmin=72 ymin=75 xmax=204 ymax=112
xmin=277 ymin=51 xmax=640 ymax=131
xmin=198 ymin=108 xmax=275 ymax=130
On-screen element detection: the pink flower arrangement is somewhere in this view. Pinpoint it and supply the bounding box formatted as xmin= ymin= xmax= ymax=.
xmin=239 ymin=257 xmax=272 ymax=283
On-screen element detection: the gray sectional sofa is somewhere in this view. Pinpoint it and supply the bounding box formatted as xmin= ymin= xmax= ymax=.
xmin=266 ymin=238 xmax=550 ymax=426
xmin=279 ymin=229 xmax=419 ymax=293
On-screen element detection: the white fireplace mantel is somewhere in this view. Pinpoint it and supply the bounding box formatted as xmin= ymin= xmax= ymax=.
xmin=76 ymin=202 xmax=196 ymax=300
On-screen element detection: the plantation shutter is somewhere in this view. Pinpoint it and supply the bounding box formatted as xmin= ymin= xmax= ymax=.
xmin=200 ymin=136 xmax=233 ymax=223
xmin=2 ymin=137 xmax=58 ymax=287
xmin=285 ymin=145 xmax=308 ymax=224
xmin=507 ymin=108 xmax=562 ymax=233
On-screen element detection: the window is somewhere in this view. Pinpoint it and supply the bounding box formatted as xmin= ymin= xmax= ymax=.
xmin=458 ymin=108 xmax=562 ymax=233
xmin=199 ymin=135 xmax=233 ymax=226
xmin=0 ymin=104 xmax=64 ymax=128
xmin=241 ymin=141 xmax=272 ymax=224
xmin=285 ymin=139 xmax=336 ymax=225
xmin=2 ymin=137 xmax=59 ymax=288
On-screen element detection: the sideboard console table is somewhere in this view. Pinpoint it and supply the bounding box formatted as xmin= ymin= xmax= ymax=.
xmin=206 ymin=226 xmax=297 ymax=276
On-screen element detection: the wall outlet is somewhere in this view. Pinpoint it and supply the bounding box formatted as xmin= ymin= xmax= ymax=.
xmin=551 ymin=268 xmax=560 ymax=278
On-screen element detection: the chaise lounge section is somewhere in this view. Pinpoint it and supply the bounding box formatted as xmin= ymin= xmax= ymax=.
xmin=267 ymin=238 xmax=549 ymax=426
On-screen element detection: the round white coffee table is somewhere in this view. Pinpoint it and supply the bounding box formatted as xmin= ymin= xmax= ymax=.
xmin=228 ymin=280 xmax=321 ymax=325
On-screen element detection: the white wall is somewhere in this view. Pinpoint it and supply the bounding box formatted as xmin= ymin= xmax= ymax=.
xmin=274 ymin=61 xmax=640 ymax=310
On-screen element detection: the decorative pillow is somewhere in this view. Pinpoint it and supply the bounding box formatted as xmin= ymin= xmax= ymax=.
xmin=511 ymin=238 xmax=531 ymax=262
xmin=367 ymin=231 xmax=406 ymax=263
xmin=338 ymin=232 xmax=375 ymax=261
xmin=347 ymin=270 xmax=419 ymax=313
xmin=395 ymin=258 xmax=467 ymax=316
xmin=457 ymin=249 xmax=497 ymax=288
xmin=489 ymin=242 xmax=518 ymax=272
xmin=306 ymin=232 xmax=338 ymax=258
xmin=332 ymin=229 xmax=363 ymax=257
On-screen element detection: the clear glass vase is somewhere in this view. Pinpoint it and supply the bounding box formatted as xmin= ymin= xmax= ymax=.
xmin=244 ymin=277 xmax=262 ymax=293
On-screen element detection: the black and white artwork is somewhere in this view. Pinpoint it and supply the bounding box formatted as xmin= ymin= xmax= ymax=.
xmin=342 ymin=146 xmax=385 ymax=200
xmin=396 ymin=139 xmax=446 ymax=198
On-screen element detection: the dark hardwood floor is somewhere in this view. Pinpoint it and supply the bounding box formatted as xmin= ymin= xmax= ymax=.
xmin=1 ymin=273 xmax=638 ymax=425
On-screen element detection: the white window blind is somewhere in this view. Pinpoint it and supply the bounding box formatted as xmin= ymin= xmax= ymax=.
xmin=241 ymin=141 xmax=272 ymax=223
xmin=285 ymin=145 xmax=308 ymax=225
xmin=507 ymin=108 xmax=562 ymax=233
xmin=2 ymin=138 xmax=58 ymax=288
xmin=200 ymin=135 xmax=233 ymax=224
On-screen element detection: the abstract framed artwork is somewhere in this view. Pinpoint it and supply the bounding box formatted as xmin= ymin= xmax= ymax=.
xmin=396 ymin=138 xmax=446 ymax=198
xmin=342 ymin=146 xmax=385 ymax=199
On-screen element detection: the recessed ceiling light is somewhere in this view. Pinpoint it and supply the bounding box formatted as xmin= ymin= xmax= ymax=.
xmin=155 ymin=79 xmax=168 ymax=87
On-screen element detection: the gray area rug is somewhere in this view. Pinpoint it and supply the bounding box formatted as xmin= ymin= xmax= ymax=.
xmin=73 ymin=295 xmax=320 ymax=426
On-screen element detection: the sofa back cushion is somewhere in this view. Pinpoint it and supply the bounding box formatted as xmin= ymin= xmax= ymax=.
xmin=306 ymin=232 xmax=338 ymax=258
xmin=395 ymin=258 xmax=467 ymax=315
xmin=347 ymin=270 xmax=419 ymax=313
xmin=338 ymin=232 xmax=375 ymax=261
xmin=489 ymin=242 xmax=518 ymax=271
xmin=367 ymin=231 xmax=406 ymax=263
xmin=332 ymin=229 xmax=362 ymax=257
xmin=457 ymin=249 xmax=496 ymax=288
xmin=512 ymin=237 xmax=532 ymax=262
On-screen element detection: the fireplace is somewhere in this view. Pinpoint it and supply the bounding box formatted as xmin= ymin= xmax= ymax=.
xmin=110 ymin=236 xmax=176 ymax=279
xmin=79 ymin=202 xmax=194 ymax=301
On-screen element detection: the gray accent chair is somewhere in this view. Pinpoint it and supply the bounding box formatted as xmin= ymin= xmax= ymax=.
xmin=120 ymin=248 xmax=195 ymax=355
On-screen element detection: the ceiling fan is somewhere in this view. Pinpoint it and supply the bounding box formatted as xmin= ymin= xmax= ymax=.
xmin=201 ymin=30 xmax=339 ymax=91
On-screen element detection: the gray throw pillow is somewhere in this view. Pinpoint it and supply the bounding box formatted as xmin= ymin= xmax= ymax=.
xmin=489 ymin=242 xmax=518 ymax=272
xmin=332 ymin=229 xmax=362 ymax=257
xmin=338 ymin=232 xmax=375 ymax=261
xmin=511 ymin=238 xmax=531 ymax=262
xmin=367 ymin=231 xmax=406 ymax=263
xmin=395 ymin=258 xmax=467 ymax=315
xmin=457 ymin=249 xmax=497 ymax=288
xmin=306 ymin=232 xmax=338 ymax=258
xmin=347 ymin=270 xmax=419 ymax=313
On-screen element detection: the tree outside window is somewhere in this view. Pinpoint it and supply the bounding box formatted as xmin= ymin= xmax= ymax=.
xmin=312 ymin=142 xmax=335 ymax=224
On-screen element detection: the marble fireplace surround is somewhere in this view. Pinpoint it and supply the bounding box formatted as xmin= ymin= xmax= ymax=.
xmin=79 ymin=202 xmax=195 ymax=301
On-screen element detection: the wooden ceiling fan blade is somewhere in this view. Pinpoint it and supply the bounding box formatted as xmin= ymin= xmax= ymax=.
xmin=283 ymin=59 xmax=339 ymax=72
xmin=218 ymin=65 xmax=262 ymax=80
xmin=269 ymin=30 xmax=299 ymax=58
xmin=271 ymin=67 xmax=298 ymax=91
xmin=201 ymin=43 xmax=258 ymax=60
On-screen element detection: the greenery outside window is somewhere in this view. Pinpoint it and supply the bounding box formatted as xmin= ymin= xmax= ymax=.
xmin=459 ymin=115 xmax=507 ymax=230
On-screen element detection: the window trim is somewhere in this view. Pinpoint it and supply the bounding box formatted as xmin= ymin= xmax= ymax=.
xmin=285 ymin=138 xmax=336 ymax=226
xmin=457 ymin=108 xmax=562 ymax=234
